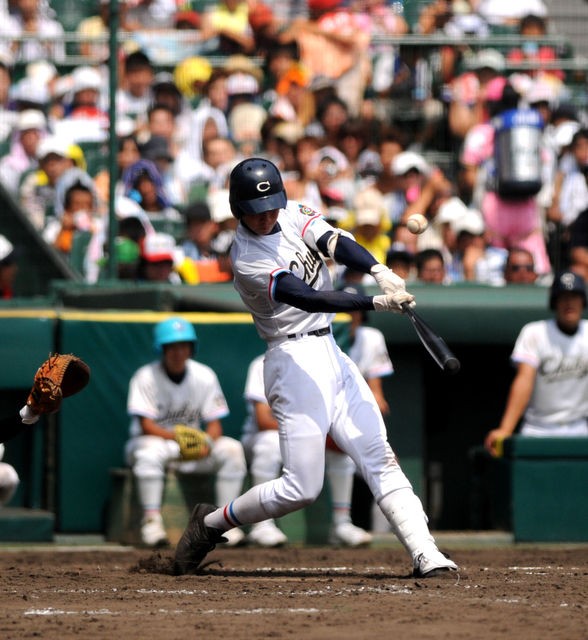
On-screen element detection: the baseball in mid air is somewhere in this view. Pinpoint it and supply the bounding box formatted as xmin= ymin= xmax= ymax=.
xmin=406 ymin=213 xmax=428 ymax=234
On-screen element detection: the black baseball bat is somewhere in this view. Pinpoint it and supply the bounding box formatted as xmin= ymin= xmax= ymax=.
xmin=401 ymin=304 xmax=460 ymax=374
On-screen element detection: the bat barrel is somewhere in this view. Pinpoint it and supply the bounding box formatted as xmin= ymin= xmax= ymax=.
xmin=402 ymin=303 xmax=460 ymax=375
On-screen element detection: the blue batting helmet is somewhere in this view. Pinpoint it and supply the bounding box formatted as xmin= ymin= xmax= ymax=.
xmin=153 ymin=317 xmax=198 ymax=354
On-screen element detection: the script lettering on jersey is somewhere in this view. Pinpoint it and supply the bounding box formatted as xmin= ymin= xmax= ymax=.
xmin=160 ymin=404 xmax=201 ymax=427
xmin=540 ymin=355 xmax=588 ymax=382
xmin=289 ymin=248 xmax=323 ymax=287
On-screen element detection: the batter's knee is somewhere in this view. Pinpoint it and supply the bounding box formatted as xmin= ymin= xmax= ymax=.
xmin=281 ymin=476 xmax=324 ymax=510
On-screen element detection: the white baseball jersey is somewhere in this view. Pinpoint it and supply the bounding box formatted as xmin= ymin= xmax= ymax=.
xmin=231 ymin=201 xmax=338 ymax=341
xmin=241 ymin=354 xmax=266 ymax=440
xmin=127 ymin=359 xmax=229 ymax=438
xmin=348 ymin=326 xmax=394 ymax=380
xmin=511 ymin=318 xmax=588 ymax=434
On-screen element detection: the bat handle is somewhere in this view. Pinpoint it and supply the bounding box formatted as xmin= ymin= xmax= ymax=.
xmin=401 ymin=302 xmax=415 ymax=317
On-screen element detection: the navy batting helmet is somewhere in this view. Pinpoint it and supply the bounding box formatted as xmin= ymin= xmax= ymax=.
xmin=549 ymin=271 xmax=587 ymax=310
xmin=229 ymin=157 xmax=287 ymax=219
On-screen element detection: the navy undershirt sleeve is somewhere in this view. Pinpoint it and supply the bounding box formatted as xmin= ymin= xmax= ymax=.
xmin=316 ymin=231 xmax=378 ymax=273
xmin=274 ymin=272 xmax=375 ymax=313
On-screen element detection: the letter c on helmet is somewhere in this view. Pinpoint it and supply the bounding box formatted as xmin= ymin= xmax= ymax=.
xmin=257 ymin=181 xmax=271 ymax=192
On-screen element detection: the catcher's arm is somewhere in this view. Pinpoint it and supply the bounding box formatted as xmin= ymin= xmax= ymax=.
xmin=4 ymin=353 xmax=90 ymax=444
xmin=20 ymin=353 xmax=90 ymax=423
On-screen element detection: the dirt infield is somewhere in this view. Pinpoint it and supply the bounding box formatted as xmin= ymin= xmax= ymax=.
xmin=1 ymin=543 xmax=586 ymax=640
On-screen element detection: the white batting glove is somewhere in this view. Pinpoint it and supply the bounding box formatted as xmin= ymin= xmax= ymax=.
xmin=370 ymin=263 xmax=407 ymax=296
xmin=373 ymin=292 xmax=416 ymax=313
xmin=19 ymin=405 xmax=39 ymax=425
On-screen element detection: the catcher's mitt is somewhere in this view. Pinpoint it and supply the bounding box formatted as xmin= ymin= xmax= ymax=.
xmin=26 ymin=353 xmax=91 ymax=416
xmin=174 ymin=425 xmax=212 ymax=461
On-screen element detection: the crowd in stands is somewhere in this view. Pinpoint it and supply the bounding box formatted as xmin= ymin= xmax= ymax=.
xmin=0 ymin=0 xmax=587 ymax=294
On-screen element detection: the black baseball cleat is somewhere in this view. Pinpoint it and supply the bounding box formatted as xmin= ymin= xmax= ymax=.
xmin=412 ymin=549 xmax=458 ymax=578
xmin=173 ymin=503 xmax=228 ymax=575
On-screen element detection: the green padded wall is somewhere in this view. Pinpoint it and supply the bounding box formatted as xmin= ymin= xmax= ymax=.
xmin=0 ymin=312 xmax=57 ymax=387
xmin=57 ymin=312 xmax=265 ymax=532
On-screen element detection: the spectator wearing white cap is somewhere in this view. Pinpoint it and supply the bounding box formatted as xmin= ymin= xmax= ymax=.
xmin=388 ymin=150 xmax=451 ymax=253
xmin=0 ymin=234 xmax=18 ymax=299
xmin=228 ymin=102 xmax=267 ymax=157
xmin=390 ymin=148 xmax=430 ymax=191
xmin=346 ymin=187 xmax=391 ymax=267
xmin=8 ymin=75 xmax=51 ymax=113
xmin=18 ymin=133 xmax=74 ymax=231
xmin=307 ymin=144 xmax=355 ymax=208
xmin=137 ymin=231 xmax=182 ymax=283
xmin=0 ymin=0 xmax=65 ymax=63
xmin=436 ymin=198 xmax=495 ymax=283
xmin=51 ymin=66 xmax=109 ymax=144
xmin=208 ymin=187 xmax=238 ymax=258
xmin=475 ymin=0 xmax=547 ymax=28
xmin=0 ymin=109 xmax=46 ymax=195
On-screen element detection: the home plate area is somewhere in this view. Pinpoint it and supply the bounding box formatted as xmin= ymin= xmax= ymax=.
xmin=0 ymin=545 xmax=585 ymax=640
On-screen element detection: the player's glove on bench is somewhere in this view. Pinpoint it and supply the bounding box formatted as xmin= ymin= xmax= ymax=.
xmin=174 ymin=425 xmax=213 ymax=461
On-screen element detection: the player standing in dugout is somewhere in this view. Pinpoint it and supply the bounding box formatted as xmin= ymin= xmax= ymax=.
xmin=174 ymin=157 xmax=458 ymax=578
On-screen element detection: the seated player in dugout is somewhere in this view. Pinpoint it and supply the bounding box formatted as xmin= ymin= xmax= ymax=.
xmin=125 ymin=317 xmax=247 ymax=548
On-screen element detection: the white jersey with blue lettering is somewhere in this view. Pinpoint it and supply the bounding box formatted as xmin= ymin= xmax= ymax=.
xmin=127 ymin=359 xmax=229 ymax=438
xmin=512 ymin=318 xmax=588 ymax=435
xmin=231 ymin=200 xmax=338 ymax=341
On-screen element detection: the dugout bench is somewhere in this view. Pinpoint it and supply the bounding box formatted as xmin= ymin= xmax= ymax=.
xmin=104 ymin=467 xmax=335 ymax=546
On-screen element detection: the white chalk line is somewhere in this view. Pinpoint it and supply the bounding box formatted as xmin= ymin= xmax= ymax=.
xmin=24 ymin=607 xmax=323 ymax=617
xmin=22 ymin=582 xmax=413 ymax=598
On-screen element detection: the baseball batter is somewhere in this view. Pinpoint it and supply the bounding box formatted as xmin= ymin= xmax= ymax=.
xmin=174 ymin=157 xmax=458 ymax=577
xmin=485 ymin=271 xmax=588 ymax=454
xmin=125 ymin=317 xmax=247 ymax=547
